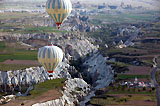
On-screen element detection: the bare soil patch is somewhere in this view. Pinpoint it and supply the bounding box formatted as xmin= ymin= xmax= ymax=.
xmin=106 ymin=94 xmax=156 ymax=106
xmin=125 ymin=66 xmax=152 ymax=75
xmin=106 ymin=100 xmax=155 ymax=106
xmin=2 ymin=60 xmax=40 ymax=65
xmin=3 ymin=89 xmax=61 ymax=106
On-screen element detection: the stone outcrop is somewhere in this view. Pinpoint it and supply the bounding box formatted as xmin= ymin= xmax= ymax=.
xmin=0 ymin=95 xmax=16 ymax=104
xmin=54 ymin=33 xmax=98 ymax=59
xmin=0 ymin=61 xmax=72 ymax=92
xmin=83 ymin=53 xmax=114 ymax=89
xmin=32 ymin=78 xmax=90 ymax=106
xmin=0 ymin=60 xmax=91 ymax=106
xmin=79 ymin=53 xmax=114 ymax=105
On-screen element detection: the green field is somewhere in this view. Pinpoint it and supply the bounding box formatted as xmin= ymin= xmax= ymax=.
xmin=0 ymin=41 xmax=37 ymax=62
xmin=15 ymin=26 xmax=66 ymax=34
xmin=117 ymin=74 xmax=149 ymax=80
xmin=29 ymin=78 xmax=65 ymax=97
xmin=0 ymin=41 xmax=5 ymax=49
xmin=0 ymin=64 xmax=38 ymax=71
xmin=0 ymin=41 xmax=38 ymax=70
xmin=0 ymin=51 xmax=37 ymax=62
xmin=0 ymin=25 xmax=65 ymax=34
xmin=0 ymin=12 xmax=38 ymax=20
xmin=90 ymin=10 xmax=157 ymax=24
xmin=90 ymin=94 xmax=155 ymax=106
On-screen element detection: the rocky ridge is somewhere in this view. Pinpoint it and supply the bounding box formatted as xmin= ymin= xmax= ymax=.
xmin=83 ymin=53 xmax=114 ymax=89
xmin=33 ymin=78 xmax=90 ymax=106
xmin=79 ymin=53 xmax=114 ymax=106
xmin=55 ymin=33 xmax=98 ymax=59
xmin=0 ymin=60 xmax=72 ymax=93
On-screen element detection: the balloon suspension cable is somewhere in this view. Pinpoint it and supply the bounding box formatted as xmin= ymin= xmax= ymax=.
xmin=51 ymin=42 xmax=53 ymax=46
xmin=48 ymin=73 xmax=53 ymax=80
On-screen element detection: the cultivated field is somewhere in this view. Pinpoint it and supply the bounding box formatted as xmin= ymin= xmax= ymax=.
xmin=0 ymin=41 xmax=39 ymax=71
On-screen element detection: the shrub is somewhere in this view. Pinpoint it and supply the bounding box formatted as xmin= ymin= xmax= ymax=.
xmin=128 ymin=88 xmax=130 ymax=92
xmin=152 ymin=87 xmax=155 ymax=91
xmin=75 ymin=87 xmax=82 ymax=91
xmin=122 ymin=86 xmax=126 ymax=91
xmin=138 ymin=89 xmax=141 ymax=92
xmin=143 ymin=87 xmax=146 ymax=91
xmin=128 ymin=95 xmax=132 ymax=97
xmin=132 ymin=88 xmax=136 ymax=92
xmin=120 ymin=98 xmax=127 ymax=102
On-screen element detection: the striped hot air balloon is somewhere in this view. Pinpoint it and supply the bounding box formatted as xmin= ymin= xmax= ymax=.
xmin=46 ymin=0 xmax=72 ymax=29
xmin=38 ymin=45 xmax=63 ymax=77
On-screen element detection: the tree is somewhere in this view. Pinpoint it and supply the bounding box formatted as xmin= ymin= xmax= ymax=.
xmin=143 ymin=87 xmax=146 ymax=91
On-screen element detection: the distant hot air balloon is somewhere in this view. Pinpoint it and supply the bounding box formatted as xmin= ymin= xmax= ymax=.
xmin=46 ymin=0 xmax=72 ymax=29
xmin=38 ymin=45 xmax=63 ymax=77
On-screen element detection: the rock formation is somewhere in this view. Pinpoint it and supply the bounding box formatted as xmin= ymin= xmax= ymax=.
xmin=0 ymin=61 xmax=72 ymax=92
xmin=83 ymin=53 xmax=114 ymax=89
xmin=32 ymin=78 xmax=90 ymax=106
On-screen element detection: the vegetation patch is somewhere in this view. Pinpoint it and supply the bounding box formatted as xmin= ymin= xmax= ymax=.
xmin=0 ymin=41 xmax=37 ymax=62
xmin=30 ymin=78 xmax=65 ymax=97
xmin=156 ymin=56 xmax=160 ymax=67
xmin=18 ymin=78 xmax=65 ymax=100
xmin=155 ymin=70 xmax=160 ymax=85
xmin=0 ymin=41 xmax=5 ymax=49
xmin=75 ymin=87 xmax=82 ymax=91
xmin=90 ymin=94 xmax=155 ymax=106
xmin=16 ymin=26 xmax=66 ymax=34
xmin=107 ymin=61 xmax=129 ymax=73
xmin=0 ymin=64 xmax=38 ymax=71
xmin=117 ymin=74 xmax=149 ymax=80
xmin=107 ymin=86 xmax=154 ymax=95
xmin=0 ymin=51 xmax=37 ymax=62
xmin=90 ymin=11 xmax=156 ymax=24
xmin=90 ymin=96 xmax=126 ymax=105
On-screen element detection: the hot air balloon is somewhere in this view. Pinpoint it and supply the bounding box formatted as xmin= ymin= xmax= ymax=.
xmin=38 ymin=45 xmax=63 ymax=77
xmin=46 ymin=0 xmax=72 ymax=29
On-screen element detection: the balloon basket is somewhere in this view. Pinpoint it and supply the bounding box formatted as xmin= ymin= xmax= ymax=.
xmin=58 ymin=26 xmax=60 ymax=29
xmin=49 ymin=75 xmax=53 ymax=77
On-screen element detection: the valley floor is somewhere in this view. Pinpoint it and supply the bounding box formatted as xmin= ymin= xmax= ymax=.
xmin=3 ymin=89 xmax=61 ymax=106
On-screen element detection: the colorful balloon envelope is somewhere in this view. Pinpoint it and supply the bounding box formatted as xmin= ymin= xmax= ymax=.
xmin=38 ymin=45 xmax=63 ymax=76
xmin=46 ymin=0 xmax=72 ymax=29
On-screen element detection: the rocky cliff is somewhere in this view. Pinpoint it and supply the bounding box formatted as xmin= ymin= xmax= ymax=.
xmin=0 ymin=60 xmax=72 ymax=92
xmin=55 ymin=33 xmax=98 ymax=59
xmin=0 ymin=52 xmax=114 ymax=106
xmin=33 ymin=78 xmax=90 ymax=106
xmin=82 ymin=53 xmax=114 ymax=88
xmin=32 ymin=53 xmax=114 ymax=106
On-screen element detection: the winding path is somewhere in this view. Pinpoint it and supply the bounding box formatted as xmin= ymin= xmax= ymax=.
xmin=151 ymin=57 xmax=160 ymax=106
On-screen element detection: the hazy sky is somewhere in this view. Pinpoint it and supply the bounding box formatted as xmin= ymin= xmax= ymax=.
xmin=4 ymin=0 xmax=160 ymax=5
xmin=1 ymin=0 xmax=160 ymax=10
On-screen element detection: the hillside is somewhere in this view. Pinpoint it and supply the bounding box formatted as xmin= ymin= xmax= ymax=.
xmin=0 ymin=0 xmax=160 ymax=105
